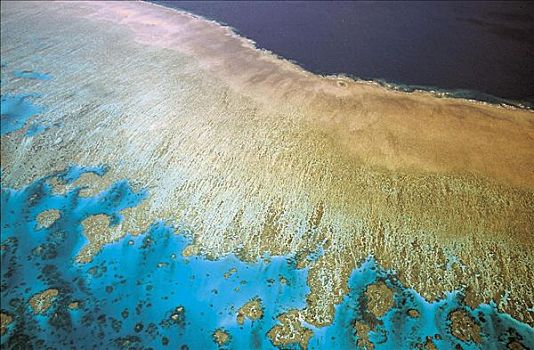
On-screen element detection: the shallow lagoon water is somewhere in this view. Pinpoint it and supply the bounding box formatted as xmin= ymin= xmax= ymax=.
xmin=1 ymin=66 xmax=51 ymax=136
xmin=0 ymin=167 xmax=310 ymax=349
xmin=0 ymin=94 xmax=42 ymax=136
xmin=12 ymin=70 xmax=52 ymax=81
xmin=1 ymin=166 xmax=533 ymax=349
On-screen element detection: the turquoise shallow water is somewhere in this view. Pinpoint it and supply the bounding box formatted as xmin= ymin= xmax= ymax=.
xmin=0 ymin=93 xmax=43 ymax=136
xmin=0 ymin=166 xmax=310 ymax=349
xmin=12 ymin=70 xmax=52 ymax=81
xmin=1 ymin=165 xmax=533 ymax=349
xmin=0 ymin=67 xmax=51 ymax=136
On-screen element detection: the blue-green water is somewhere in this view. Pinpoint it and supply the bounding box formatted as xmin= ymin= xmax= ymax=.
xmin=1 ymin=68 xmax=51 ymax=136
xmin=12 ymin=70 xmax=52 ymax=81
xmin=0 ymin=94 xmax=43 ymax=136
xmin=1 ymin=165 xmax=533 ymax=349
xmin=0 ymin=166 xmax=310 ymax=349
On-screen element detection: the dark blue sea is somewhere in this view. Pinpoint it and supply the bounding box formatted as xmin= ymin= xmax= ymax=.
xmin=154 ymin=1 xmax=534 ymax=104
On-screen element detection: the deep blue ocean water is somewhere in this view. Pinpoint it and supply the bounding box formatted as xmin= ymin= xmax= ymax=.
xmin=154 ymin=1 xmax=534 ymax=105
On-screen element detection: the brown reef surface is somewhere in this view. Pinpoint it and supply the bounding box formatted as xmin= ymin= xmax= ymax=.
xmin=1 ymin=1 xmax=533 ymax=327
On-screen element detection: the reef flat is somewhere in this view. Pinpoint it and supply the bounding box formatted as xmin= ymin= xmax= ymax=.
xmin=1 ymin=1 xmax=533 ymax=347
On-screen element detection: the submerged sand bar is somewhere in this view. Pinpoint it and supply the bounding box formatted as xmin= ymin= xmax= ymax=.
xmin=1 ymin=1 xmax=533 ymax=326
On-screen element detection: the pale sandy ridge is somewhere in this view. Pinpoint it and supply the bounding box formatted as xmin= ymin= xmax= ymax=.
xmin=78 ymin=0 xmax=534 ymax=188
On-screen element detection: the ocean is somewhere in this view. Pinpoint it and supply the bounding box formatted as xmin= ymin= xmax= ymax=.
xmin=155 ymin=1 xmax=534 ymax=104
